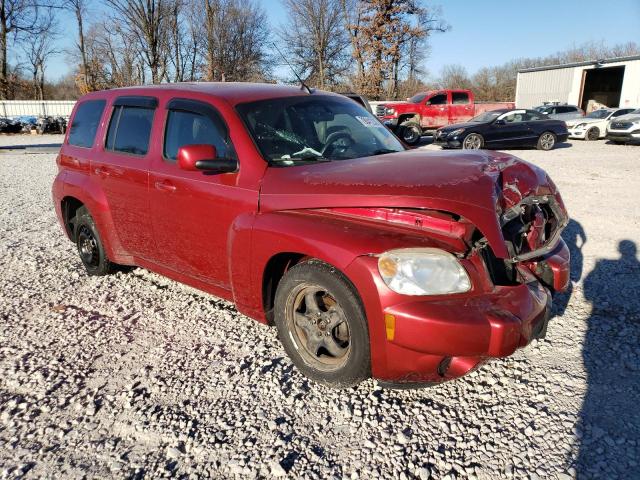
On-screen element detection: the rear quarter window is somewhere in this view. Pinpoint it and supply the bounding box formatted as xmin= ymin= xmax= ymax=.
xmin=68 ymin=100 xmax=106 ymax=148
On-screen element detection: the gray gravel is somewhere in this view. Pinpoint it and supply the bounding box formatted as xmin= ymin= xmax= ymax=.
xmin=1 ymin=136 xmax=639 ymax=479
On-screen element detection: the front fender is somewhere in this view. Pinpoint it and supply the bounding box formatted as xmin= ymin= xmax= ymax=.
xmin=237 ymin=209 xmax=464 ymax=322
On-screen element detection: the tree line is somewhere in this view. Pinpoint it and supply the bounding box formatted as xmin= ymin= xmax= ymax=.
xmin=1 ymin=1 xmax=638 ymax=102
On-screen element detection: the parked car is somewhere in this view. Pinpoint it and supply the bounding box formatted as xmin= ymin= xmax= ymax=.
xmin=376 ymin=89 xmax=515 ymax=145
xmin=533 ymin=104 xmax=584 ymax=122
xmin=434 ymin=109 xmax=569 ymax=150
xmin=0 ymin=117 xmax=23 ymax=133
xmin=36 ymin=115 xmax=67 ymax=134
xmin=606 ymin=108 xmax=640 ymax=144
xmin=566 ymin=108 xmax=636 ymax=140
xmin=52 ymin=84 xmax=570 ymax=388
xmin=16 ymin=115 xmax=38 ymax=133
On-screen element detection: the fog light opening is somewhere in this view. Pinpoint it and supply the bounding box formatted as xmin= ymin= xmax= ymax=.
xmin=437 ymin=356 xmax=452 ymax=377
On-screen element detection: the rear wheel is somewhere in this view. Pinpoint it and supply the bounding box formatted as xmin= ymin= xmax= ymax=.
xmin=462 ymin=133 xmax=484 ymax=150
xmin=400 ymin=122 xmax=422 ymax=145
xmin=537 ymin=132 xmax=556 ymax=150
xmin=586 ymin=127 xmax=600 ymax=141
xmin=273 ymin=260 xmax=370 ymax=388
xmin=73 ymin=207 xmax=116 ymax=276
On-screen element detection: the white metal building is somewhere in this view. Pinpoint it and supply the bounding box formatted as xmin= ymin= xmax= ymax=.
xmin=516 ymin=55 xmax=640 ymax=110
xmin=0 ymin=100 xmax=76 ymax=118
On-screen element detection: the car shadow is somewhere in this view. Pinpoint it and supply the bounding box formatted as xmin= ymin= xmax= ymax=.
xmin=573 ymin=239 xmax=640 ymax=478
xmin=552 ymin=219 xmax=586 ymax=318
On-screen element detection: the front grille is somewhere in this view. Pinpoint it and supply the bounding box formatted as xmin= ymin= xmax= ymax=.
xmin=610 ymin=122 xmax=632 ymax=130
xmin=375 ymin=104 xmax=386 ymax=118
xmin=500 ymin=196 xmax=566 ymax=262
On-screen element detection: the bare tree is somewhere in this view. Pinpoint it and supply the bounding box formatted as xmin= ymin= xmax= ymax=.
xmin=0 ymin=0 xmax=56 ymax=98
xmin=61 ymin=0 xmax=94 ymax=91
xmin=437 ymin=64 xmax=472 ymax=90
xmin=203 ymin=0 xmax=271 ymax=82
xmin=105 ymin=0 xmax=170 ymax=84
xmin=22 ymin=10 xmax=58 ymax=99
xmin=279 ymin=0 xmax=349 ymax=88
xmin=166 ymin=0 xmax=200 ymax=82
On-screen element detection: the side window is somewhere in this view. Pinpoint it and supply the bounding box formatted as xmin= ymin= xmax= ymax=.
xmin=503 ymin=112 xmax=526 ymax=123
xmin=426 ymin=93 xmax=447 ymax=105
xmin=105 ymin=106 xmax=155 ymax=156
xmin=163 ymin=109 xmax=234 ymax=162
xmin=611 ymin=109 xmax=631 ymax=118
xmin=452 ymin=92 xmax=469 ymax=104
xmin=68 ymin=100 xmax=106 ymax=148
xmin=525 ymin=112 xmax=544 ymax=121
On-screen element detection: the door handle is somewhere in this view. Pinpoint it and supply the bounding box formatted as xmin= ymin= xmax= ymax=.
xmin=155 ymin=180 xmax=177 ymax=193
xmin=95 ymin=166 xmax=110 ymax=177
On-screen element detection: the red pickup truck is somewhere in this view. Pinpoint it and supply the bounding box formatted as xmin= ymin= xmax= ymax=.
xmin=53 ymin=83 xmax=569 ymax=388
xmin=376 ymin=89 xmax=515 ymax=145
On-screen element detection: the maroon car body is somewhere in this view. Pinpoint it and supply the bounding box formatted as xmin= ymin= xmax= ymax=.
xmin=52 ymin=83 xmax=570 ymax=387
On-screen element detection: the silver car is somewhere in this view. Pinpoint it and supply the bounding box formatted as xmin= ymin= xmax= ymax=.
xmin=534 ymin=104 xmax=585 ymax=122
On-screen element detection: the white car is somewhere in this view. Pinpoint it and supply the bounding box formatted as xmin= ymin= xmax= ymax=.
xmin=606 ymin=108 xmax=640 ymax=144
xmin=566 ymin=108 xmax=636 ymax=140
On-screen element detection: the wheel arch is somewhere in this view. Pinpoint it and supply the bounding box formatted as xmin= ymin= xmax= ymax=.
xmin=60 ymin=195 xmax=85 ymax=240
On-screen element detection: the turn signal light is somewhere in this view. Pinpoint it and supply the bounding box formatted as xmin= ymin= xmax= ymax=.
xmin=384 ymin=313 xmax=396 ymax=341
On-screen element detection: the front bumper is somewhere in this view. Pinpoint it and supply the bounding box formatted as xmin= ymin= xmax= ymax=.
xmin=345 ymin=239 xmax=570 ymax=386
xmin=433 ymin=131 xmax=462 ymax=148
xmin=567 ymin=127 xmax=587 ymax=139
xmin=606 ymin=129 xmax=640 ymax=142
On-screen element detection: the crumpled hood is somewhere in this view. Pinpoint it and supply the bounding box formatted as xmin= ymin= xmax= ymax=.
xmin=260 ymin=149 xmax=563 ymax=258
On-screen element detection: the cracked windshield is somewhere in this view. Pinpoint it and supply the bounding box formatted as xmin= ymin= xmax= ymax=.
xmin=237 ymin=96 xmax=404 ymax=165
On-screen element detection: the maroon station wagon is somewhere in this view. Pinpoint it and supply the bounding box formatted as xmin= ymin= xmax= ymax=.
xmin=52 ymin=83 xmax=570 ymax=388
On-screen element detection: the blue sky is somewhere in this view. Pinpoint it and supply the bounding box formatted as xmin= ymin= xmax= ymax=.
xmin=41 ymin=0 xmax=640 ymax=81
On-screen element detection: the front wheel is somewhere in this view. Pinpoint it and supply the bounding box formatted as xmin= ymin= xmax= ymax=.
xmin=462 ymin=133 xmax=484 ymax=150
xmin=537 ymin=132 xmax=556 ymax=150
xmin=586 ymin=127 xmax=600 ymax=141
xmin=399 ymin=122 xmax=422 ymax=145
xmin=274 ymin=260 xmax=370 ymax=388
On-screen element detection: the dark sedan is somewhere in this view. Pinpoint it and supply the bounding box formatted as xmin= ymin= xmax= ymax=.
xmin=434 ymin=109 xmax=569 ymax=150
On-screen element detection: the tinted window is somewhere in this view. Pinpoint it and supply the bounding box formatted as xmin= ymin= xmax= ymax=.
xmin=452 ymin=92 xmax=469 ymax=104
xmin=502 ymin=112 xmax=527 ymax=123
xmin=106 ymin=106 xmax=154 ymax=155
xmin=427 ymin=94 xmax=447 ymax=105
xmin=164 ymin=109 xmax=234 ymax=162
xmin=68 ymin=100 xmax=106 ymax=148
xmin=611 ymin=109 xmax=633 ymax=117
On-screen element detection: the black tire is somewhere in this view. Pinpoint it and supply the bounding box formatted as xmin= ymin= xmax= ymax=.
xmin=273 ymin=259 xmax=370 ymax=388
xmin=537 ymin=131 xmax=556 ymax=150
xmin=73 ymin=206 xmax=116 ymax=276
xmin=462 ymin=133 xmax=484 ymax=150
xmin=586 ymin=127 xmax=600 ymax=141
xmin=399 ymin=122 xmax=422 ymax=145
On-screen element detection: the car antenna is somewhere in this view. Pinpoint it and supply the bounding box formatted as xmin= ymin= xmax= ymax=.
xmin=272 ymin=42 xmax=314 ymax=94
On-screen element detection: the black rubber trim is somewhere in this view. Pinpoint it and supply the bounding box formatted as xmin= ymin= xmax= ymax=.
xmin=113 ymin=96 xmax=158 ymax=109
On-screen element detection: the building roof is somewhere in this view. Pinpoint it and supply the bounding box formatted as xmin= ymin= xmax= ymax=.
xmin=518 ymin=55 xmax=640 ymax=74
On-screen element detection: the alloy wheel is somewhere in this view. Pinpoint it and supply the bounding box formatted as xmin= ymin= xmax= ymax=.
xmin=286 ymin=284 xmax=351 ymax=372
xmin=540 ymin=133 xmax=555 ymax=150
xmin=463 ymin=134 xmax=482 ymax=149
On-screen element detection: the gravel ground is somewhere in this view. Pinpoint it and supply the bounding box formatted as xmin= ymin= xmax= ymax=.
xmin=1 ymin=135 xmax=639 ymax=479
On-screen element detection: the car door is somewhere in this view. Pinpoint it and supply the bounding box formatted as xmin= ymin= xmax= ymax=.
xmin=90 ymin=96 xmax=157 ymax=259
xmin=421 ymin=92 xmax=449 ymax=128
xmin=450 ymin=91 xmax=474 ymax=124
xmin=485 ymin=110 xmax=533 ymax=147
xmin=148 ymin=98 xmax=244 ymax=290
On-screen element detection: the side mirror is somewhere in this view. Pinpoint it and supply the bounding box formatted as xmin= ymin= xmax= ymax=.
xmin=495 ymin=119 xmax=506 ymax=125
xmin=177 ymin=144 xmax=237 ymax=174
